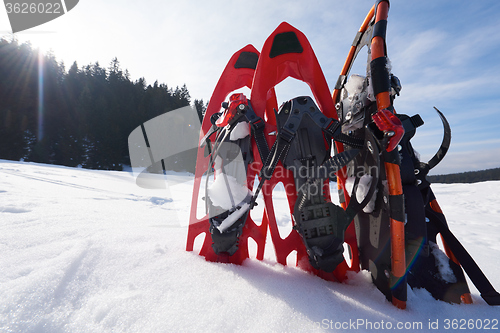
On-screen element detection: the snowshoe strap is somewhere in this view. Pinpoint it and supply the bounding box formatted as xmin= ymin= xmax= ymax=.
xmin=244 ymin=101 xmax=271 ymax=163
xmin=332 ymin=131 xmax=365 ymax=149
xmin=322 ymin=119 xmax=364 ymax=149
xmin=400 ymin=114 xmax=424 ymax=135
xmin=250 ymin=124 xmax=293 ymax=207
xmin=201 ymin=96 xmax=271 ymax=168
xmin=295 ymin=150 xmax=362 ymax=213
xmin=315 ymin=149 xmax=361 ymax=181
xmin=200 ymin=108 xmax=240 ymax=148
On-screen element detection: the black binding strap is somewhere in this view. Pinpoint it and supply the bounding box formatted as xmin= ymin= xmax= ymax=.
xmin=296 ymin=128 xmax=380 ymax=222
xmin=249 ymin=126 xmax=293 ymax=207
xmin=343 ymin=130 xmax=380 ymax=221
xmin=401 ymin=114 xmax=424 ymax=134
xmin=324 ymin=119 xmax=364 ymax=149
xmin=334 ymin=132 xmax=365 ymax=149
xmin=245 ymin=101 xmax=271 ymax=163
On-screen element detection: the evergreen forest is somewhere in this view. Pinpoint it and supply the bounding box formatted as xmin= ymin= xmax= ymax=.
xmin=428 ymin=167 xmax=500 ymax=184
xmin=0 ymin=38 xmax=206 ymax=171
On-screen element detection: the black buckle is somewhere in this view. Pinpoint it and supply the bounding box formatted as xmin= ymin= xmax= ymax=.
xmin=324 ymin=119 xmax=340 ymax=137
xmin=251 ymin=118 xmax=265 ymax=131
xmin=279 ymin=127 xmax=295 ymax=143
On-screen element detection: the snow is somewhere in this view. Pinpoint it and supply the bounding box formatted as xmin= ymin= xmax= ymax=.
xmin=207 ymin=170 xmax=251 ymax=211
xmin=229 ymin=121 xmax=250 ymax=141
xmin=1 ymin=159 xmax=499 ymax=332
xmin=344 ymin=74 xmax=365 ymax=99
xmin=217 ymin=203 xmax=250 ymax=233
xmin=430 ymin=241 xmax=457 ymax=284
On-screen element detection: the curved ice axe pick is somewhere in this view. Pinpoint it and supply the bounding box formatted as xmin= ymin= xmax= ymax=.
xmin=416 ymin=107 xmax=451 ymax=180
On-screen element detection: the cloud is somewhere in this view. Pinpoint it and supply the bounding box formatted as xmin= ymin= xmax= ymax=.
xmin=390 ymin=29 xmax=447 ymax=73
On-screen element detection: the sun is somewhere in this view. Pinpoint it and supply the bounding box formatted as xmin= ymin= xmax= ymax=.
xmin=16 ymin=31 xmax=59 ymax=56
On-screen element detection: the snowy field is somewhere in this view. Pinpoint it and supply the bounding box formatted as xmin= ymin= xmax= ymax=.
xmin=1 ymin=159 xmax=499 ymax=332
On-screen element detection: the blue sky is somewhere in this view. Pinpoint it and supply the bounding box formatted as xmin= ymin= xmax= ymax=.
xmin=1 ymin=0 xmax=499 ymax=174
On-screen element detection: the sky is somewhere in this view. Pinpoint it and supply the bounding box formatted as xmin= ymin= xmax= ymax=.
xmin=1 ymin=0 xmax=499 ymax=175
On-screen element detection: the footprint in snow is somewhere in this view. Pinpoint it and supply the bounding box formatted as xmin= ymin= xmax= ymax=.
xmin=0 ymin=205 xmax=31 ymax=213
xmin=149 ymin=197 xmax=172 ymax=205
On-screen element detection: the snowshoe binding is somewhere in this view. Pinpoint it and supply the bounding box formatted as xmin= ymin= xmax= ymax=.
xmin=205 ymin=94 xmax=257 ymax=256
xmin=263 ymin=95 xmax=379 ymax=272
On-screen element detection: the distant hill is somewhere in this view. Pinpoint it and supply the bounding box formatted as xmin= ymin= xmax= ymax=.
xmin=428 ymin=167 xmax=500 ymax=184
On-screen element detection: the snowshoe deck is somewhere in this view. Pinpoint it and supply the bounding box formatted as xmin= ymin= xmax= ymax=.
xmin=249 ymin=22 xmax=362 ymax=282
xmin=186 ymin=45 xmax=269 ymax=264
